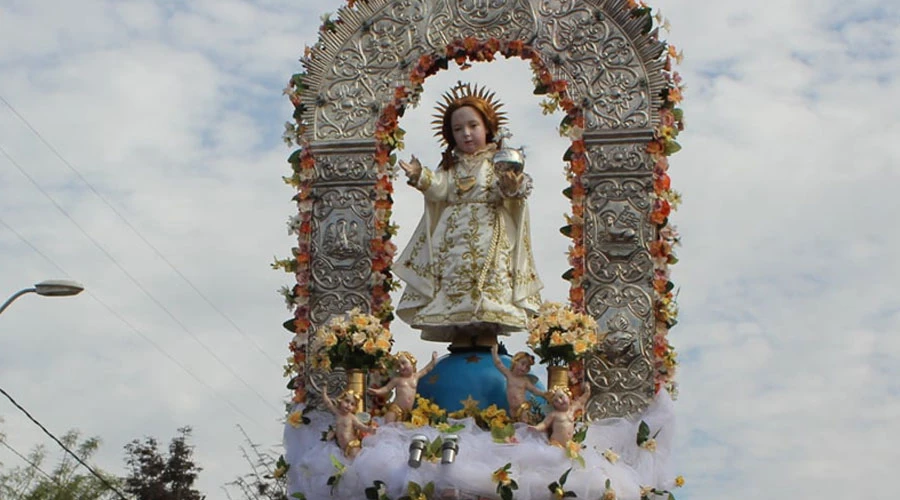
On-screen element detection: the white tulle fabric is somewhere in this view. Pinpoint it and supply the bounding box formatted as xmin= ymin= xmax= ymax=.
xmin=285 ymin=391 xmax=677 ymax=500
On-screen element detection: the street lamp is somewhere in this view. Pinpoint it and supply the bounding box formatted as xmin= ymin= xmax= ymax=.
xmin=0 ymin=280 xmax=84 ymax=315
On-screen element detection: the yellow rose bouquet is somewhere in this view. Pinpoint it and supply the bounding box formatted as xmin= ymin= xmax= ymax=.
xmin=526 ymin=302 xmax=601 ymax=366
xmin=310 ymin=308 xmax=393 ymax=370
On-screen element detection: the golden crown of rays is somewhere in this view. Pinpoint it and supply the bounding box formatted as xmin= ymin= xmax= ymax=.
xmin=431 ymin=81 xmax=508 ymax=144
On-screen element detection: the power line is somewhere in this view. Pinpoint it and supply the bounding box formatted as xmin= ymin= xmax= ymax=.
xmin=0 ymin=216 xmax=270 ymax=431
xmin=0 ymin=93 xmax=281 ymax=366
xmin=0 ymin=144 xmax=281 ymax=415
xmin=0 ymin=386 xmax=130 ymax=500
xmin=0 ymin=439 xmax=55 ymax=483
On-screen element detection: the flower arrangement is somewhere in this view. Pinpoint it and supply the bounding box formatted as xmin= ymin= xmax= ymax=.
xmin=526 ymin=302 xmax=601 ymax=366
xmin=310 ymin=309 xmax=393 ymax=370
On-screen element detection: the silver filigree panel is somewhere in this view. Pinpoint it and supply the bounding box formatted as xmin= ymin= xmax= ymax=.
xmin=299 ymin=0 xmax=672 ymax=418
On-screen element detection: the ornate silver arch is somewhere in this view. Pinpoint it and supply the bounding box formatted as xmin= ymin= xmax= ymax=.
xmin=291 ymin=0 xmax=671 ymax=419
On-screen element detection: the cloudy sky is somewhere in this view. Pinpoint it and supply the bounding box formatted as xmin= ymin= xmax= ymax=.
xmin=1 ymin=0 xmax=897 ymax=498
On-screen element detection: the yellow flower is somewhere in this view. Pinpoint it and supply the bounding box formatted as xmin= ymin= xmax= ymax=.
xmin=492 ymin=468 xmax=511 ymax=486
xmin=602 ymin=488 xmax=616 ymax=500
xmin=640 ymin=486 xmax=654 ymax=498
xmin=553 ymin=486 xmax=565 ymax=499
xmin=323 ymin=332 xmax=337 ymax=347
xmin=602 ymin=448 xmax=619 ymax=464
xmin=565 ymin=440 xmax=582 ymax=458
xmin=272 ymin=465 xmax=287 ymax=479
xmin=641 ymin=438 xmax=657 ymax=452
xmin=362 ymin=338 xmax=377 ymax=354
xmin=410 ymin=412 xmax=428 ymax=427
xmin=675 ymin=475 xmax=685 ymax=487
xmin=287 ymin=411 xmax=304 ymax=428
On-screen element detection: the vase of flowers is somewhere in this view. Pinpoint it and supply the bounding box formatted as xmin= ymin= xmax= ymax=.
xmin=311 ymin=308 xmax=393 ymax=411
xmin=527 ymin=302 xmax=601 ymax=388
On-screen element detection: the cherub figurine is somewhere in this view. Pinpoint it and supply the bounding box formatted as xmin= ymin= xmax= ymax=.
xmin=322 ymin=383 xmax=375 ymax=458
xmin=490 ymin=344 xmax=543 ymax=423
xmin=367 ymin=351 xmax=438 ymax=423
xmin=529 ymin=384 xmax=591 ymax=446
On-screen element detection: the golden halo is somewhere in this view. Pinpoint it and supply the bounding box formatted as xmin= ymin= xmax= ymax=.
xmin=431 ymin=81 xmax=508 ymax=145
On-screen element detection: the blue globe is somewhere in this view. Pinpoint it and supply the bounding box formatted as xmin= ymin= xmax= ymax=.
xmin=417 ymin=347 xmax=546 ymax=413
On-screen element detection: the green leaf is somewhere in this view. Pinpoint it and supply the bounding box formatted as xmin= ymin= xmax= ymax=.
xmin=407 ymin=481 xmax=422 ymax=496
xmin=548 ymin=482 xmax=560 ymax=492
xmin=637 ymin=421 xmax=650 ymax=445
xmin=559 ymin=467 xmax=572 ymax=485
xmin=563 ymin=146 xmax=574 ymax=161
xmin=287 ymin=149 xmax=303 ymax=165
xmin=664 ymin=141 xmax=682 ymax=155
xmin=668 ymin=494 xmax=676 ymax=500
xmin=561 ymin=268 xmax=575 ymax=281
xmin=672 ymin=108 xmax=684 ymax=121
xmin=291 ymin=493 xmax=307 ymax=500
xmin=573 ymin=427 xmax=587 ymax=443
xmin=424 ymin=482 xmax=435 ymax=497
xmin=605 ymin=479 xmax=611 ymax=489
xmin=560 ymin=225 xmax=572 ymax=237
xmin=562 ymin=186 xmax=573 ymax=199
xmin=534 ymin=83 xmax=549 ymax=95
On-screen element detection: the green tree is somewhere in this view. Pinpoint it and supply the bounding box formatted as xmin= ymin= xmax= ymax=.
xmin=0 ymin=428 xmax=122 ymax=500
xmin=123 ymin=426 xmax=204 ymax=500
xmin=223 ymin=426 xmax=287 ymax=500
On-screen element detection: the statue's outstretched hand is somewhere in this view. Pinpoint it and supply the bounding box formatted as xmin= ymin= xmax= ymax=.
xmin=499 ymin=170 xmax=524 ymax=195
xmin=399 ymin=156 xmax=423 ymax=183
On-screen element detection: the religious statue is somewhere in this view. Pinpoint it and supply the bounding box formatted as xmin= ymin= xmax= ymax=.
xmin=367 ymin=351 xmax=438 ymax=423
xmin=529 ymin=385 xmax=591 ymax=447
xmin=394 ymin=82 xmax=543 ymax=347
xmin=321 ymin=383 xmax=376 ymax=458
xmin=490 ymin=344 xmax=543 ymax=423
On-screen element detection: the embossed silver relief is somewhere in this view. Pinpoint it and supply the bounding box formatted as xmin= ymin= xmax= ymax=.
xmin=426 ymin=0 xmax=538 ymax=49
xmin=316 ymin=154 xmax=375 ymax=182
xmin=586 ymin=144 xmax=649 ymax=173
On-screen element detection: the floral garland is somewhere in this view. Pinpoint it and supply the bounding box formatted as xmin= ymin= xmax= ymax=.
xmin=628 ymin=0 xmax=686 ymax=397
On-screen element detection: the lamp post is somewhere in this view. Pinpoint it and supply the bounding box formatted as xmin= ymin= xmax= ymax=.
xmin=0 ymin=280 xmax=84 ymax=315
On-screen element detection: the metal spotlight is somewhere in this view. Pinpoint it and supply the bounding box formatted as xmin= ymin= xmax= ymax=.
xmin=441 ymin=434 xmax=459 ymax=465
xmin=408 ymin=434 xmax=428 ymax=468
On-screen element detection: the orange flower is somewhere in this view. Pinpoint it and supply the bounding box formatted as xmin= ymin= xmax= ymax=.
xmin=649 ymin=240 xmax=672 ymax=258
xmin=570 ymin=156 xmax=587 ymax=176
xmin=549 ymin=79 xmax=568 ymax=93
xmin=374 ymin=147 xmax=390 ymax=165
xmin=463 ymin=36 xmax=478 ymax=52
xmin=375 ymin=174 xmax=393 ymax=193
xmin=654 ymin=173 xmax=671 ymax=192
xmin=569 ymin=286 xmax=584 ymax=305
xmin=505 ymin=39 xmax=524 ymax=56
xmin=646 ymin=139 xmax=665 ymax=156
xmin=570 ymin=139 xmax=586 ymax=154
xmin=667 ymin=87 xmax=683 ymax=104
xmin=650 ymin=199 xmax=671 ymax=224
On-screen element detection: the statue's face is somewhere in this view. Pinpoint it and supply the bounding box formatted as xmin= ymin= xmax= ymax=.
xmin=398 ymin=356 xmax=414 ymax=376
xmin=451 ymin=106 xmax=488 ymax=154
xmin=338 ymin=395 xmax=356 ymax=414
xmin=512 ymin=357 xmax=531 ymax=376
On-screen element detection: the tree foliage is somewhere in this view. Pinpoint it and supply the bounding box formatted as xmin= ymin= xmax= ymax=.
xmin=223 ymin=426 xmax=287 ymax=500
xmin=0 ymin=428 xmax=122 ymax=500
xmin=123 ymin=426 xmax=204 ymax=500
